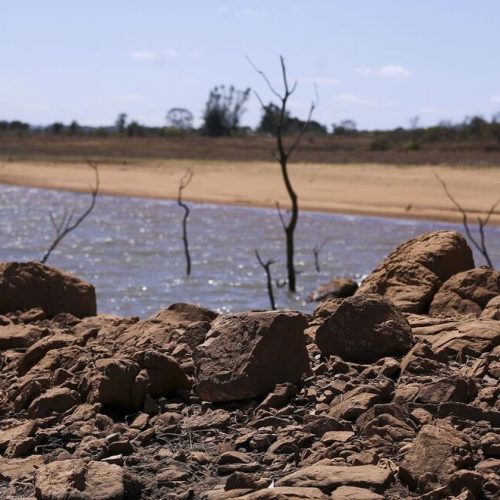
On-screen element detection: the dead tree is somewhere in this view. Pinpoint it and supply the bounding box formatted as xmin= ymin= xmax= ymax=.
xmin=255 ymin=250 xmax=278 ymax=310
xmin=178 ymin=169 xmax=193 ymax=275
xmin=435 ymin=173 xmax=499 ymax=267
xmin=313 ymin=237 xmax=332 ymax=273
xmin=41 ymin=160 xmax=99 ymax=264
xmin=248 ymin=55 xmax=317 ymax=293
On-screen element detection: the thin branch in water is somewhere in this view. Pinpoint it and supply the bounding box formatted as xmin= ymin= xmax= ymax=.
xmin=255 ymin=249 xmax=278 ymax=310
xmin=178 ymin=169 xmax=194 ymax=275
xmin=435 ymin=173 xmax=497 ymax=267
xmin=313 ymin=237 xmax=332 ymax=273
xmin=275 ymin=279 xmax=287 ymax=289
xmin=275 ymin=201 xmax=287 ymax=230
xmin=41 ymin=159 xmax=99 ymax=264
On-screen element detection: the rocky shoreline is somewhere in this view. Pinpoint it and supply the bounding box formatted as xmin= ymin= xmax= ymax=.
xmin=0 ymin=230 xmax=498 ymax=499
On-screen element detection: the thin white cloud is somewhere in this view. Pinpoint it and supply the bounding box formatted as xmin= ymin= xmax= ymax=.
xmin=130 ymin=49 xmax=178 ymax=62
xmin=354 ymin=64 xmax=412 ymax=79
xmin=334 ymin=93 xmax=374 ymax=106
xmin=490 ymin=95 xmax=500 ymax=104
xmin=190 ymin=51 xmax=203 ymax=59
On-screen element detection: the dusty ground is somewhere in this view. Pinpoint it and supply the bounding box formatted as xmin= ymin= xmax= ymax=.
xmin=0 ymin=159 xmax=499 ymax=224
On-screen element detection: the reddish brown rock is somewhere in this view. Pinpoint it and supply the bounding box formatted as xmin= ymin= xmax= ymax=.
xmin=149 ymin=302 xmax=217 ymax=326
xmin=356 ymin=404 xmax=419 ymax=442
xmin=240 ymin=487 xmax=327 ymax=499
xmin=86 ymin=353 xmax=188 ymax=411
xmin=35 ymin=459 xmax=128 ymax=499
xmin=429 ymin=319 xmax=500 ymax=358
xmin=0 ymin=420 xmax=37 ymax=452
xmin=86 ymin=357 xmax=144 ymax=411
xmin=135 ymin=350 xmax=191 ymax=398
xmin=308 ymin=277 xmax=358 ymax=302
xmin=276 ymin=464 xmax=393 ymax=493
xmin=0 ymin=261 xmax=96 ymax=318
xmin=357 ymin=231 xmax=474 ymax=313
xmin=18 ymin=334 xmax=78 ymax=375
xmin=27 ymin=387 xmax=80 ymax=418
xmin=330 ymin=486 xmax=384 ymax=499
xmin=0 ymin=324 xmax=44 ymax=350
xmin=414 ymin=376 xmax=477 ymax=404
xmin=315 ymin=293 xmax=414 ymax=363
xmin=183 ymin=409 xmax=231 ymax=431
xmin=481 ymin=296 xmax=500 ymax=320
xmin=399 ymin=420 xmax=473 ymax=491
xmin=330 ymin=391 xmax=382 ymax=421
xmin=429 ymin=267 xmax=500 ymax=318
xmin=193 ymin=311 xmax=310 ymax=402
xmin=0 ymin=455 xmax=44 ymax=481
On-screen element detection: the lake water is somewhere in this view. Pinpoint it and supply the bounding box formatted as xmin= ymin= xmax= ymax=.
xmin=1 ymin=184 xmax=499 ymax=318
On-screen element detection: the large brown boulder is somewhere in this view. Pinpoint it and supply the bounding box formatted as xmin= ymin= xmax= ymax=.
xmin=193 ymin=311 xmax=310 ymax=402
xmin=357 ymin=231 xmax=474 ymax=313
xmin=0 ymin=262 xmax=96 ymax=318
xmin=315 ymin=293 xmax=414 ymax=363
xmin=429 ymin=267 xmax=500 ymax=318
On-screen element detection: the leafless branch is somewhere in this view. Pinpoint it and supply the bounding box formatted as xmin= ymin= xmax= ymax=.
xmin=313 ymin=237 xmax=332 ymax=273
xmin=178 ymin=169 xmax=194 ymax=275
xmin=435 ymin=173 xmax=497 ymax=267
xmin=41 ymin=159 xmax=99 ymax=264
xmin=245 ymin=55 xmax=282 ymax=101
xmin=255 ymin=249 xmax=278 ymax=310
xmin=248 ymin=54 xmax=318 ymax=292
xmin=275 ymin=201 xmax=287 ymax=230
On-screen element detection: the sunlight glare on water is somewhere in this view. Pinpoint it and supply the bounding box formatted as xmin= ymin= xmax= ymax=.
xmin=0 ymin=185 xmax=499 ymax=318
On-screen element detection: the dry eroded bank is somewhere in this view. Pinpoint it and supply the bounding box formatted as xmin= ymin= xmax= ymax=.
xmin=0 ymin=160 xmax=500 ymax=224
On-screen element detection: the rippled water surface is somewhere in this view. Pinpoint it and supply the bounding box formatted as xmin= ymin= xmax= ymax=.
xmin=1 ymin=184 xmax=499 ymax=317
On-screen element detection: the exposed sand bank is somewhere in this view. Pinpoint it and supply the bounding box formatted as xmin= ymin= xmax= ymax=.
xmin=0 ymin=159 xmax=499 ymax=224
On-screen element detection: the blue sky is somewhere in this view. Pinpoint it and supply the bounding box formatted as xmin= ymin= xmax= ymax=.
xmin=1 ymin=1 xmax=499 ymax=130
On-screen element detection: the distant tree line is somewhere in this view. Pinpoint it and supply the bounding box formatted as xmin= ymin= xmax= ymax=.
xmin=1 ymin=86 xmax=500 ymax=147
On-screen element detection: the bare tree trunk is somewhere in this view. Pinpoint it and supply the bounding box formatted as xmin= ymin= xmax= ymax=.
xmin=178 ymin=170 xmax=193 ymax=275
xmin=255 ymin=250 xmax=277 ymax=310
xmin=41 ymin=160 xmax=99 ymax=264
xmin=249 ymin=55 xmax=317 ymax=293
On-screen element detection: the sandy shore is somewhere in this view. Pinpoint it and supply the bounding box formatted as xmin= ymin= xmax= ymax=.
xmin=0 ymin=159 xmax=499 ymax=224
